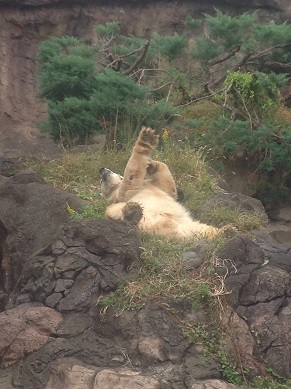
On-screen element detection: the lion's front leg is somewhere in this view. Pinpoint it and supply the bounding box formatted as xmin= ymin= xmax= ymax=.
xmin=117 ymin=127 xmax=159 ymax=202
xmin=105 ymin=202 xmax=126 ymax=220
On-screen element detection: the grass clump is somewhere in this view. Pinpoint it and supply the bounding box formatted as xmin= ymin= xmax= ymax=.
xmin=184 ymin=322 xmax=246 ymax=386
xmin=155 ymin=140 xmax=219 ymax=215
xmin=253 ymin=371 xmax=291 ymax=389
xmin=26 ymin=148 xmax=131 ymax=202
xmin=72 ymin=203 xmax=107 ymax=220
xmin=201 ymin=206 xmax=267 ymax=230
xmin=184 ymin=323 xmax=291 ymax=388
xmin=99 ymin=232 xmax=227 ymax=310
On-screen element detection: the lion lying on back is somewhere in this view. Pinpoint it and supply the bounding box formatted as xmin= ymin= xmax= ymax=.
xmin=100 ymin=127 xmax=219 ymax=239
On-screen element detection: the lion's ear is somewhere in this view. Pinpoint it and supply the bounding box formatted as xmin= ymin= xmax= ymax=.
xmin=177 ymin=188 xmax=185 ymax=202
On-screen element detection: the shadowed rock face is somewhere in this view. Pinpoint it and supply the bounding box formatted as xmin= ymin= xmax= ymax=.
xmin=218 ymin=234 xmax=291 ymax=379
xmin=0 ymin=0 xmax=285 ymax=7
xmin=0 ymin=172 xmax=88 ymax=307
xmin=12 ymin=219 xmax=142 ymax=311
xmin=0 ymin=0 xmax=290 ymax=157
xmin=0 ymin=301 xmax=242 ymax=389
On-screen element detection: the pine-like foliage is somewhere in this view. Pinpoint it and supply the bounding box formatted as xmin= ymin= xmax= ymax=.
xmin=37 ymin=28 xmax=178 ymax=146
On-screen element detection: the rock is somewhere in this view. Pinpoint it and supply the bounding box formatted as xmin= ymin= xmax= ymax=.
xmin=0 ymin=304 xmax=63 ymax=367
xmin=0 ymin=303 xmax=216 ymax=388
xmin=95 ymin=302 xmax=195 ymax=370
xmin=45 ymin=292 xmax=63 ymax=308
xmin=201 ymin=192 xmax=268 ymax=223
xmin=0 ymin=156 xmax=20 ymax=176
xmin=268 ymin=206 xmax=291 ymax=222
xmin=138 ymin=337 xmax=165 ymax=362
xmin=10 ymin=317 xmax=123 ymax=388
xmin=218 ymin=234 xmax=291 ymax=378
xmin=13 ymin=219 xmax=141 ymax=312
xmin=45 ymin=359 xmax=98 ymax=389
xmin=181 ymin=251 xmax=203 ymax=269
xmin=220 ymin=308 xmax=259 ymax=376
xmin=0 ymin=172 xmax=88 ymax=307
xmin=191 ymin=379 xmax=249 ymax=389
xmin=185 ymin=344 xmax=220 ymax=382
xmin=94 ymin=368 xmax=160 ymax=389
xmin=267 ymin=221 xmax=291 ymax=246
xmin=137 ymin=303 xmax=190 ymax=364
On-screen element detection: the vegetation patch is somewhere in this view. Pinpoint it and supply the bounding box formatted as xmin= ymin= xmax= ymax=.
xmin=184 ymin=322 xmax=291 ymax=388
xmin=201 ymin=206 xmax=267 ymax=230
xmin=100 ymin=232 xmax=227 ymax=311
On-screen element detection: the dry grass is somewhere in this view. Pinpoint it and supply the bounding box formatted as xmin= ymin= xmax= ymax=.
xmin=201 ymin=206 xmax=267 ymax=230
xmin=26 ymin=148 xmax=131 ymax=202
xmin=26 ymin=140 xmax=219 ymax=214
xmin=100 ymin=232 xmax=228 ymax=310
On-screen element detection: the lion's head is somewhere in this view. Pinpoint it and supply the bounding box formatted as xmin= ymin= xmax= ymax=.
xmin=99 ymin=167 xmax=123 ymax=202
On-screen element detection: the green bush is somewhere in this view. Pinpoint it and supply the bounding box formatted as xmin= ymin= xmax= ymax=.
xmin=90 ymin=69 xmax=147 ymax=118
xmin=47 ymin=97 xmax=100 ymax=144
xmin=183 ymin=10 xmax=291 ymax=207
xmin=38 ymin=29 xmax=178 ymax=146
xmin=152 ymin=32 xmax=187 ymax=62
xmin=40 ymin=55 xmax=97 ymax=101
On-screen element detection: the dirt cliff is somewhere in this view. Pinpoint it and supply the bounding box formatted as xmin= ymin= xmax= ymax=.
xmin=0 ymin=0 xmax=290 ymax=157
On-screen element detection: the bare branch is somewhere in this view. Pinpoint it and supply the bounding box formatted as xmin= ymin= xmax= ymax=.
xmin=121 ymin=42 xmax=150 ymax=59
xmin=208 ymin=43 xmax=291 ymax=90
xmin=150 ymin=82 xmax=173 ymax=93
xmin=262 ymin=61 xmax=291 ymax=74
xmin=251 ymin=42 xmax=291 ymax=60
xmin=209 ymin=45 xmax=241 ymax=66
xmin=122 ymin=40 xmax=150 ymax=75
xmin=166 ymin=82 xmax=175 ymax=102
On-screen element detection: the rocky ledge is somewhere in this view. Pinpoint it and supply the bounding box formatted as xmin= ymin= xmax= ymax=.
xmin=0 ymin=168 xmax=291 ymax=388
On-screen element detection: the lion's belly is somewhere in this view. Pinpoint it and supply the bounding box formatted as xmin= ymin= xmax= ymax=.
xmin=130 ymin=189 xmax=193 ymax=238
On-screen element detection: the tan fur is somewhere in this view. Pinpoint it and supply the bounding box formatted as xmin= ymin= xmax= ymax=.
xmin=100 ymin=127 xmax=219 ymax=240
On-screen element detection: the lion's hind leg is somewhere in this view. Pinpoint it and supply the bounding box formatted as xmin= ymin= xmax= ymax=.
xmin=147 ymin=160 xmax=177 ymax=199
xmin=179 ymin=220 xmax=220 ymax=239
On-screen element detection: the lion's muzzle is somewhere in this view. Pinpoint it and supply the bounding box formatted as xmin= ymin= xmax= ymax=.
xmin=99 ymin=168 xmax=112 ymax=182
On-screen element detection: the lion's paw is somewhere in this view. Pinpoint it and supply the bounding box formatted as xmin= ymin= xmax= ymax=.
xmin=135 ymin=127 xmax=159 ymax=154
xmin=146 ymin=159 xmax=159 ymax=175
xmin=123 ymin=202 xmax=143 ymax=226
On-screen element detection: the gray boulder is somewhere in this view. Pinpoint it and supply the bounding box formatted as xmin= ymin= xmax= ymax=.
xmin=12 ymin=219 xmax=141 ymax=312
xmin=200 ymin=192 xmax=268 ymax=223
xmin=218 ymin=234 xmax=291 ymax=378
xmin=0 ymin=172 xmax=88 ymax=310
